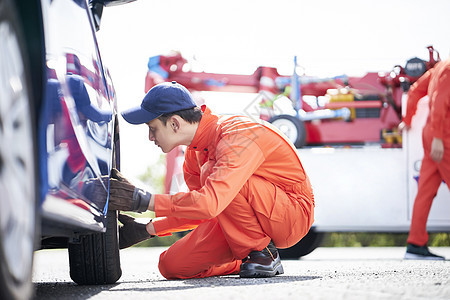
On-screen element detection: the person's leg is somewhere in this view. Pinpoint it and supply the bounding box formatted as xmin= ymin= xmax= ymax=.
xmin=215 ymin=190 xmax=271 ymax=259
xmin=159 ymin=175 xmax=314 ymax=279
xmin=438 ymin=135 xmax=450 ymax=189
xmin=216 ymin=175 xmax=313 ymax=260
xmin=407 ymin=155 xmax=442 ymax=246
xmin=217 ymin=175 xmax=313 ymax=277
xmin=404 ymin=128 xmax=448 ymax=260
xmin=158 ymin=218 xmax=241 ymax=279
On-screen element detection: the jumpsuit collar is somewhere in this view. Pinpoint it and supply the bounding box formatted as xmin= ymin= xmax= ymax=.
xmin=188 ymin=105 xmax=218 ymax=152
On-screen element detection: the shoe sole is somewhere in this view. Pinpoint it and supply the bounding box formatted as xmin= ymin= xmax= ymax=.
xmin=239 ymin=264 xmax=284 ymax=278
xmin=404 ymin=252 xmax=445 ymax=261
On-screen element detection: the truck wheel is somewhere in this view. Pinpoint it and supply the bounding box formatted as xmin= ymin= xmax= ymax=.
xmin=269 ymin=115 xmax=306 ymax=148
xmin=0 ymin=0 xmax=38 ymax=298
xmin=278 ymin=229 xmax=323 ymax=259
xmin=68 ymin=210 xmax=122 ymax=284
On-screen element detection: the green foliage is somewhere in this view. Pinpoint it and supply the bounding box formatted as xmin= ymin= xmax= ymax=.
xmin=128 ymin=231 xmax=450 ymax=249
xmin=321 ymin=232 xmax=450 ymax=247
xmin=134 ymin=233 xmax=185 ymax=247
xmin=138 ymin=153 xmax=166 ymax=194
xmin=430 ymin=233 xmax=450 ymax=246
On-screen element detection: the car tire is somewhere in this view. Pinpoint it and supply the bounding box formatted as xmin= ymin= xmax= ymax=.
xmin=278 ymin=228 xmax=324 ymax=259
xmin=269 ymin=114 xmax=307 ymax=148
xmin=68 ymin=121 xmax=122 ymax=285
xmin=0 ymin=0 xmax=39 ymax=298
xmin=68 ymin=209 xmax=122 ymax=285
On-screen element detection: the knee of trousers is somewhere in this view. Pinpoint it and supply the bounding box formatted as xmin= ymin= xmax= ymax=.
xmin=158 ymin=251 xmax=174 ymax=279
xmin=239 ymin=175 xmax=313 ymax=249
xmin=158 ymin=247 xmax=210 ymax=280
xmin=158 ymin=250 xmax=187 ymax=280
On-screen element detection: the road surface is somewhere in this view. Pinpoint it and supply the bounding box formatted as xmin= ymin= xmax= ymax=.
xmin=33 ymin=246 xmax=450 ymax=299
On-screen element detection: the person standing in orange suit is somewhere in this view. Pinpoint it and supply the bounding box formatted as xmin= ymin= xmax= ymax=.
xmin=107 ymin=81 xmax=315 ymax=279
xmin=399 ymin=58 xmax=450 ymax=260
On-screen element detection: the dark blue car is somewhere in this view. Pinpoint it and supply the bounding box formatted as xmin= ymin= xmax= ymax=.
xmin=0 ymin=0 xmax=133 ymax=298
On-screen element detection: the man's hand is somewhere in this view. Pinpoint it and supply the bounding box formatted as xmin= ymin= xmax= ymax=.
xmin=81 ymin=176 xmax=109 ymax=209
xmin=430 ymin=138 xmax=444 ymax=162
xmin=118 ymin=214 xmax=154 ymax=249
xmin=108 ymin=169 xmax=152 ymax=212
xmin=398 ymin=121 xmax=410 ymax=133
xmin=81 ymin=169 xmax=152 ymax=212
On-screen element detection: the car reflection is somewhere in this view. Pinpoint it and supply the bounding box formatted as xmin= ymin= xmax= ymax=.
xmin=43 ymin=67 xmax=112 ymax=213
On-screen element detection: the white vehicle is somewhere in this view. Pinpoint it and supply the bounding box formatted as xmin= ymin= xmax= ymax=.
xmin=290 ymin=96 xmax=449 ymax=258
xmin=166 ymin=95 xmax=449 ymax=259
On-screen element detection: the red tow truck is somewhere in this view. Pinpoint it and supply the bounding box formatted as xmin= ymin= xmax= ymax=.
xmin=145 ymin=46 xmax=440 ymax=148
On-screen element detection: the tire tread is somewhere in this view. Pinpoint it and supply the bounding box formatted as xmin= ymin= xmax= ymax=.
xmin=68 ymin=211 xmax=121 ymax=285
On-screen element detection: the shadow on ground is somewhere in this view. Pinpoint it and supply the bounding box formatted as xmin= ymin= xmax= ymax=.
xmin=34 ymin=275 xmax=321 ymax=298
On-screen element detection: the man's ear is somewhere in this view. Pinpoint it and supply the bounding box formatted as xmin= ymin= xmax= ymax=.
xmin=170 ymin=116 xmax=181 ymax=132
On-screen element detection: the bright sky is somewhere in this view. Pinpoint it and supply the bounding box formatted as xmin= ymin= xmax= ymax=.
xmin=96 ymin=0 xmax=450 ymax=181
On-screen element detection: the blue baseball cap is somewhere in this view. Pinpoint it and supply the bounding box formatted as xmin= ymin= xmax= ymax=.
xmin=121 ymin=81 xmax=196 ymax=124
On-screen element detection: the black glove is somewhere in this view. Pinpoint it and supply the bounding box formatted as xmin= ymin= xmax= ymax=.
xmin=118 ymin=214 xmax=154 ymax=249
xmin=81 ymin=176 xmax=109 ymax=209
xmin=108 ymin=168 xmax=152 ymax=212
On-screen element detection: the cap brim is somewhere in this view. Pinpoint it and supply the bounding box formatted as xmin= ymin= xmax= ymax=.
xmin=121 ymin=106 xmax=160 ymax=125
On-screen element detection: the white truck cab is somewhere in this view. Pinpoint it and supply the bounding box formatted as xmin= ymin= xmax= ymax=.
xmin=302 ymin=95 xmax=449 ymax=233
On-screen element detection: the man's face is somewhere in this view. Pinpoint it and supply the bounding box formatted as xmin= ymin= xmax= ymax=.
xmin=147 ymin=118 xmax=177 ymax=153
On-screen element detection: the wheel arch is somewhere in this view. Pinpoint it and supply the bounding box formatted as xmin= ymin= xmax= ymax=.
xmin=16 ymin=0 xmax=47 ymax=206
xmin=15 ymin=0 xmax=46 ymax=125
xmin=113 ymin=114 xmax=121 ymax=170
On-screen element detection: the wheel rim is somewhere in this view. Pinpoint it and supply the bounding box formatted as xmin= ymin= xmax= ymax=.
xmin=271 ymin=118 xmax=298 ymax=144
xmin=0 ymin=21 xmax=35 ymax=283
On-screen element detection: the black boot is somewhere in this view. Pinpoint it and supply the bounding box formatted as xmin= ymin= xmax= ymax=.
xmin=239 ymin=241 xmax=284 ymax=278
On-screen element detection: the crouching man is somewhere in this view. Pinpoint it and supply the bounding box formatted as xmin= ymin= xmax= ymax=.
xmin=110 ymin=81 xmax=315 ymax=279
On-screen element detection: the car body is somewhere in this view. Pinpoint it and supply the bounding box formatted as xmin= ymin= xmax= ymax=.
xmin=0 ymin=0 xmax=133 ymax=299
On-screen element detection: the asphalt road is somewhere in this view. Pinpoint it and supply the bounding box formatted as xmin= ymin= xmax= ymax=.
xmin=33 ymin=247 xmax=450 ymax=300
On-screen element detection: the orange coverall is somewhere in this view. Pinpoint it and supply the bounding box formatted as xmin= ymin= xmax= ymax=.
xmin=403 ymin=58 xmax=450 ymax=246
xmin=151 ymin=106 xmax=315 ymax=279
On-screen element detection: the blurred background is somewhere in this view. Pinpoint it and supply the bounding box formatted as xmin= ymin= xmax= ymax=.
xmin=95 ymin=0 xmax=450 ymax=247
xmin=96 ymin=0 xmax=450 ymax=183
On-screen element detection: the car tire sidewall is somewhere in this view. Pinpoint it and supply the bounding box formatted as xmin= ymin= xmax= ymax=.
xmin=0 ymin=0 xmax=39 ymax=298
xmin=278 ymin=229 xmax=324 ymax=259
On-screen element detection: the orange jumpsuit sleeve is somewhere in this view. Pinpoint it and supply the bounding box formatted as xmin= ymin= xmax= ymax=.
xmin=403 ymin=68 xmax=433 ymax=126
xmin=183 ymin=149 xmax=202 ymax=191
xmin=151 ymin=216 xmax=206 ymax=236
xmin=152 ymin=150 xmax=208 ymax=236
xmin=154 ymin=133 xmax=265 ymax=220
xmin=428 ymin=63 xmax=450 ymax=139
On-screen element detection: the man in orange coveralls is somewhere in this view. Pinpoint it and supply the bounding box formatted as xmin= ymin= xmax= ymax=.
xmin=400 ymin=58 xmax=450 ymax=260
xmin=109 ymin=81 xmax=315 ymax=279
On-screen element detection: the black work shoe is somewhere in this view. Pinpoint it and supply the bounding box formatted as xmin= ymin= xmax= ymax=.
xmin=239 ymin=241 xmax=284 ymax=278
xmin=404 ymin=243 xmax=445 ymax=260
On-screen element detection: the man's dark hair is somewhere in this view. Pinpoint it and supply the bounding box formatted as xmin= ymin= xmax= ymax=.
xmin=158 ymin=106 xmax=203 ymax=125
